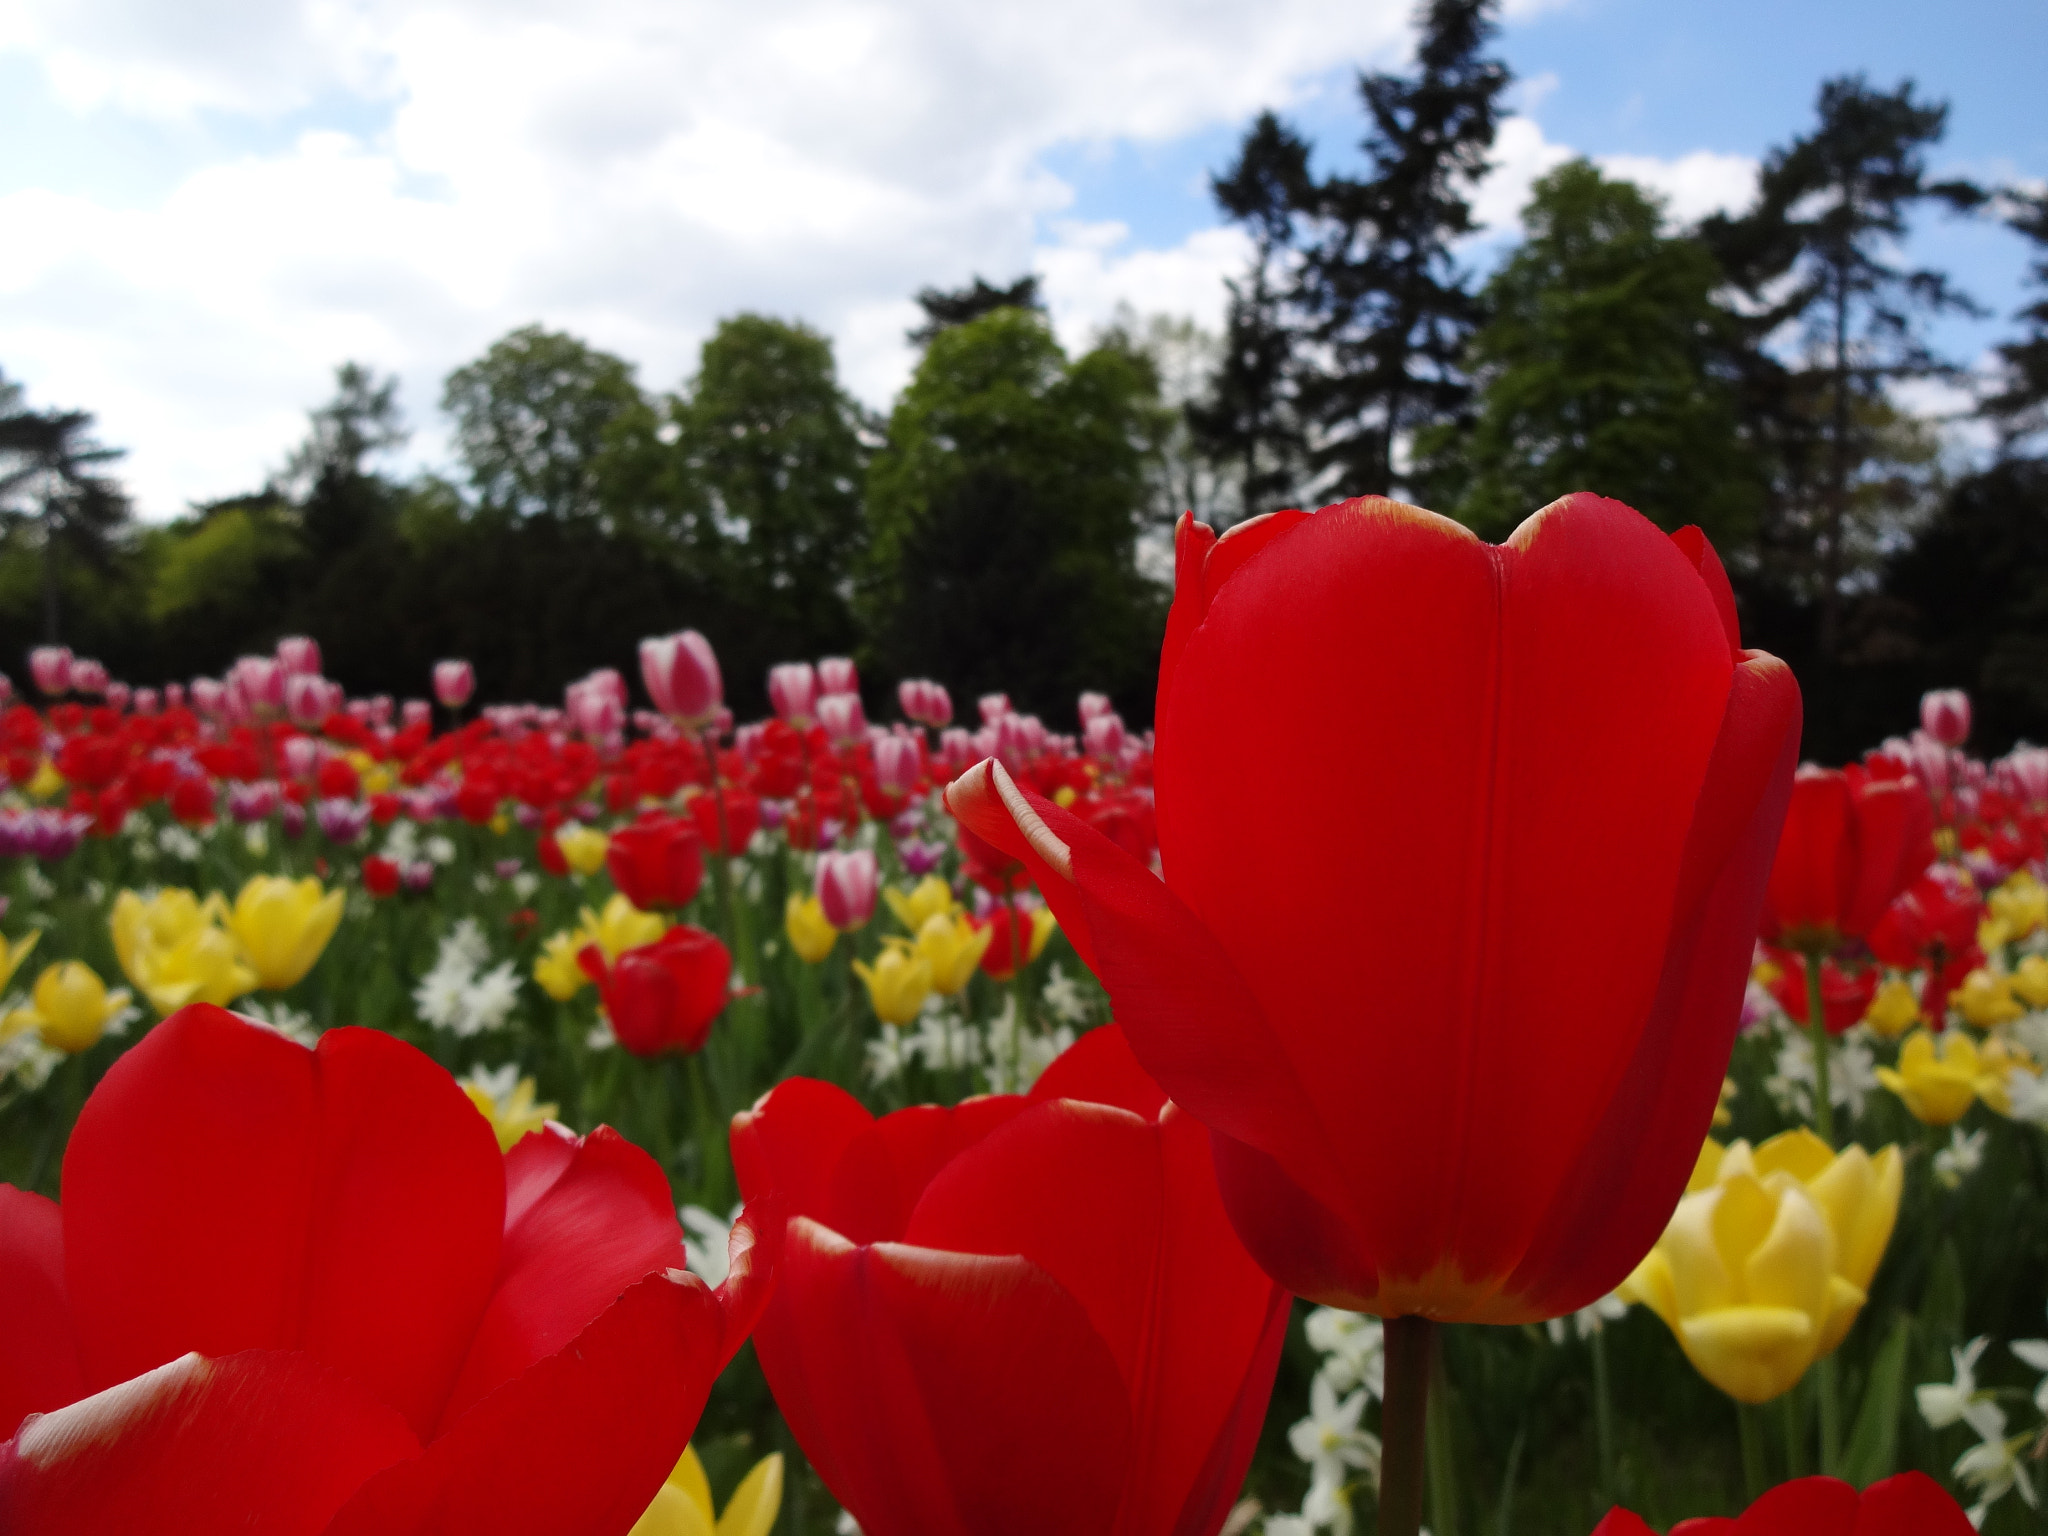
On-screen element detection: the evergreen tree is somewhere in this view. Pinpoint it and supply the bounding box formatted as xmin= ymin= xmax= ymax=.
xmin=1703 ymin=76 xmax=1983 ymax=658
xmin=0 ymin=380 xmax=130 ymax=644
xmin=1416 ymin=161 xmax=1761 ymax=544
xmin=908 ymin=276 xmax=1043 ymax=347
xmin=1190 ymin=112 xmax=1313 ymax=522
xmin=669 ymin=314 xmax=871 ymax=673
xmin=1294 ymin=0 xmax=1510 ymax=499
xmin=1985 ymin=186 xmax=2048 ymax=446
xmin=860 ymin=308 xmax=1168 ymax=718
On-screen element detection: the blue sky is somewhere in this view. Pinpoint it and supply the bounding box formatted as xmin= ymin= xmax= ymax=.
xmin=0 ymin=0 xmax=2040 ymax=514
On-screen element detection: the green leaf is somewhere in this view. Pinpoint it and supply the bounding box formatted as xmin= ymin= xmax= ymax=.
xmin=1839 ymin=1313 xmax=1913 ymax=1487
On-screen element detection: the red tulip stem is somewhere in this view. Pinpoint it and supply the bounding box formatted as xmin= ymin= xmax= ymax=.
xmin=1804 ymin=951 xmax=1835 ymax=1146
xmin=1379 ymin=1314 xmax=1433 ymax=1536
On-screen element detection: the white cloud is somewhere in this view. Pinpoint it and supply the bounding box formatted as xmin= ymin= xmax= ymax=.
xmin=2 ymin=0 xmax=1417 ymax=513
xmin=1597 ymin=149 xmax=1758 ymax=225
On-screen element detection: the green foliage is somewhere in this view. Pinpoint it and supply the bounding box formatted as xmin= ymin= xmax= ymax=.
xmin=441 ymin=325 xmax=649 ymax=522
xmin=1418 ymin=161 xmax=1762 ymax=545
xmin=860 ymin=308 xmax=1170 ymax=720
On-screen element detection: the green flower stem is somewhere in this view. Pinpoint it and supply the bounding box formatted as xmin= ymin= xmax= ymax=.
xmin=1379 ymin=1315 xmax=1434 ymax=1536
xmin=1592 ymin=1323 xmax=1618 ymax=1507
xmin=1737 ymin=1400 xmax=1769 ymax=1501
xmin=1805 ymin=949 xmax=1835 ymax=1146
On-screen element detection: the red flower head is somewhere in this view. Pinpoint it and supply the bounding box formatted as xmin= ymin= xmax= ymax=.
xmin=606 ymin=815 xmax=705 ymax=912
xmin=361 ymin=855 xmax=402 ymax=900
xmin=949 ymin=497 xmax=1801 ymax=1324
xmin=1591 ymin=1472 xmax=1971 ymax=1536
xmin=731 ymin=1026 xmax=1290 ymax=1536
xmin=1760 ymin=949 xmax=1877 ymax=1035
xmin=167 ymin=774 xmax=216 ymax=828
xmin=1762 ymin=765 xmax=1934 ymax=953
xmin=0 ymin=1005 xmax=775 ymax=1534
xmin=578 ymin=928 xmax=732 ymax=1057
xmin=688 ymin=787 xmax=760 ymax=857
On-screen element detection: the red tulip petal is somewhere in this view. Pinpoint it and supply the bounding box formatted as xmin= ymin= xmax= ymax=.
xmin=1159 ymin=510 xmax=1312 ymax=724
xmin=825 ymin=1097 xmax=1027 ymax=1245
xmin=1853 ymin=1471 xmax=1975 ymax=1536
xmin=1501 ymin=650 xmax=1800 ymax=1318
xmin=945 ymin=758 xmax=1358 ymax=1241
xmin=1028 ymin=1023 xmax=1168 ymax=1118
xmin=62 ymin=1009 xmax=504 ymax=1435
xmin=712 ymin=1201 xmax=781 ymax=1370
xmin=0 ymin=1186 xmax=83 ymax=1439
xmin=439 ymin=1126 xmax=683 ymax=1431
xmin=1670 ymin=524 xmax=1742 ymax=658
xmin=1156 ymin=493 xmax=1743 ymax=1309
xmin=1734 ymin=1475 xmax=1859 ymax=1534
xmin=1591 ymin=1513 xmax=1663 ymax=1536
xmin=1765 ymin=770 xmax=1853 ymax=942
xmin=731 ymin=1075 xmax=873 ymax=1220
xmin=1669 ymin=1522 xmax=1736 ymax=1535
xmin=0 ymin=1349 xmax=418 ymax=1536
xmin=1841 ymin=781 xmax=1935 ymax=939
xmin=904 ymin=1099 xmax=1285 ymax=1536
xmin=325 ymin=1269 xmax=726 ymax=1536
xmin=753 ymin=1218 xmax=1129 ymax=1536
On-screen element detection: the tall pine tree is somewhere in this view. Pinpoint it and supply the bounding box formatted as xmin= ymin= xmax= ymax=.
xmin=1704 ymin=76 xmax=1983 ymax=659
xmin=1985 ymin=186 xmax=2048 ymax=446
xmin=1295 ymin=0 xmax=1510 ymax=499
xmin=1189 ymin=112 xmax=1313 ymax=522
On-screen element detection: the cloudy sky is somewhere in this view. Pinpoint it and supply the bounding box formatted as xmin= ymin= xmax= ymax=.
xmin=2 ymin=0 xmax=2042 ymax=516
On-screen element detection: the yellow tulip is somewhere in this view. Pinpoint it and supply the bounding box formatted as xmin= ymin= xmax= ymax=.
xmin=1876 ymin=1029 xmax=1997 ymax=1125
xmin=130 ymin=923 xmax=260 ymax=1014
xmin=1026 ymin=905 xmax=1057 ymax=962
xmin=533 ymin=931 xmax=591 ymax=1002
xmin=1989 ymin=871 xmax=2047 ymax=942
xmin=1623 ymin=1131 xmax=1899 ymax=1403
xmin=884 ymin=876 xmax=956 ymax=934
xmin=26 ymin=760 xmax=63 ymax=799
xmin=6 ymin=962 xmax=132 ymax=1054
xmin=461 ymin=1068 xmax=558 ymax=1153
xmin=915 ymin=911 xmax=994 ymax=996
xmin=783 ymin=893 xmax=838 ymax=964
xmin=2013 ymin=954 xmax=2048 ymax=1011
xmin=110 ymin=888 xmax=225 ymax=993
xmin=580 ymin=895 xmax=667 ymax=961
xmin=853 ymin=943 xmax=933 ymax=1026
xmin=630 ymin=1446 xmax=782 ymax=1536
xmin=227 ymin=876 xmax=345 ymax=991
xmin=0 ymin=930 xmax=39 ymax=994
xmin=361 ymin=763 xmax=394 ymax=796
xmin=1976 ymin=1034 xmax=2038 ymax=1117
xmin=1862 ymin=976 xmax=1921 ymax=1039
xmin=556 ymin=824 xmax=612 ymax=877
xmin=1745 ymin=1129 xmax=1903 ymax=1355
xmin=1955 ymin=969 xmax=2024 ymax=1029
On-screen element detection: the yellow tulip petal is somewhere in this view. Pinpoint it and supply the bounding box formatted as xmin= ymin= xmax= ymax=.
xmin=630 ymin=1483 xmax=716 ymax=1536
xmin=717 ymin=1453 xmax=784 ymax=1536
xmin=1679 ymin=1307 xmax=1818 ymax=1403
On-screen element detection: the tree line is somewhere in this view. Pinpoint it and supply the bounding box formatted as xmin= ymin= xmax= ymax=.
xmin=3 ymin=0 xmax=2044 ymax=751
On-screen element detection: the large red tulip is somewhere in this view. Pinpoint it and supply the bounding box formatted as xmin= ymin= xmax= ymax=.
xmin=1761 ymin=765 xmax=1935 ymax=952
xmin=0 ymin=1005 xmax=775 ymax=1535
xmin=1591 ymin=1472 xmax=1971 ymax=1534
xmin=949 ymin=496 xmax=1801 ymax=1323
xmin=731 ymin=1025 xmax=1290 ymax=1536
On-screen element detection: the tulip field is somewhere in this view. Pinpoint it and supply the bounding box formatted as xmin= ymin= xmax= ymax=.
xmin=3 ymin=496 xmax=2047 ymax=1536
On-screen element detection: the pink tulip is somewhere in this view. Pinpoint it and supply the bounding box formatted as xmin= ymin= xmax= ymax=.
xmin=937 ymin=727 xmax=978 ymax=779
xmin=1077 ymin=690 xmax=1113 ymax=723
xmin=104 ymin=682 xmax=131 ymax=713
xmin=817 ymin=693 xmax=866 ymax=744
xmin=768 ymin=663 xmax=819 ymax=725
xmin=433 ymin=659 xmax=475 ymax=709
xmin=285 ymin=674 xmax=332 ymax=728
xmin=816 ymin=657 xmax=859 ymax=696
xmin=640 ymin=632 xmax=723 ymax=726
xmin=28 ymin=647 xmax=72 ymax=696
xmin=1084 ymin=713 xmax=1126 ymax=761
xmin=815 ymin=848 xmax=879 ymax=929
xmin=873 ymin=734 xmax=923 ymax=796
xmin=189 ymin=679 xmax=225 ymax=717
xmin=282 ymin=737 xmax=321 ymax=780
xmin=2000 ymin=747 xmax=2048 ymax=807
xmin=897 ymin=677 xmax=953 ymax=728
xmin=1920 ymin=689 xmax=1970 ymax=748
xmin=402 ymin=699 xmax=432 ymax=729
xmin=230 ymin=655 xmax=286 ymax=713
xmin=68 ymin=658 xmax=109 ymax=695
xmin=274 ymin=636 xmax=322 ymax=676
xmin=978 ymin=692 xmax=1010 ymax=725
xmin=164 ymin=682 xmax=186 ymax=711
